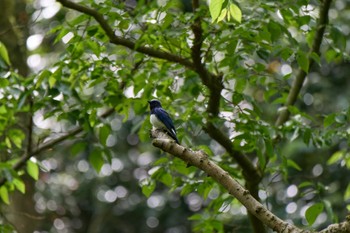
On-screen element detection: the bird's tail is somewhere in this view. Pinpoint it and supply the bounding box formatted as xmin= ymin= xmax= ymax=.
xmin=167 ymin=131 xmax=179 ymax=144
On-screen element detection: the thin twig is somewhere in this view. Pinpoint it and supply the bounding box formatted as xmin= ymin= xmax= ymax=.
xmin=56 ymin=0 xmax=194 ymax=69
xmin=26 ymin=94 xmax=34 ymax=155
xmin=0 ymin=108 xmax=115 ymax=187
xmin=275 ymin=0 xmax=333 ymax=126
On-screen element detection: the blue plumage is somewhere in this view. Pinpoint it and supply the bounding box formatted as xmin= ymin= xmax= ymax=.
xmin=148 ymin=99 xmax=179 ymax=144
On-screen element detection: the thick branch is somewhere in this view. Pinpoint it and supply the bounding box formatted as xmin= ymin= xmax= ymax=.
xmin=191 ymin=0 xmax=206 ymax=79
xmin=151 ymin=130 xmax=307 ymax=233
xmin=56 ymin=0 xmax=194 ymax=69
xmin=191 ymin=0 xmax=223 ymax=116
xmin=275 ymin=0 xmax=332 ymax=126
xmin=319 ymin=216 xmax=350 ymax=233
xmin=190 ymin=4 xmax=263 ymax=232
xmin=0 ymin=108 xmax=115 ymax=187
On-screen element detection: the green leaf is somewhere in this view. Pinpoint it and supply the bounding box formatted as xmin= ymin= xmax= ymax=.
xmin=344 ymin=184 xmax=350 ymax=200
xmin=0 ymin=186 xmax=10 ymax=204
xmin=159 ymin=172 xmax=173 ymax=187
xmin=197 ymin=182 xmax=213 ymax=200
xmin=180 ymin=183 xmax=195 ymax=196
xmin=188 ymin=213 xmax=202 ymax=221
xmin=327 ymin=151 xmax=344 ymax=165
xmin=235 ymin=77 xmax=246 ymax=93
xmin=296 ymin=50 xmax=309 ymax=73
xmin=306 ymin=30 xmax=315 ymax=48
xmin=151 ymin=167 xmax=173 ymax=187
xmin=89 ymin=109 xmax=97 ymax=127
xmin=89 ymin=148 xmax=105 ymax=173
xmin=323 ymin=199 xmax=337 ymax=223
xmin=210 ymin=219 xmax=224 ymax=232
xmin=298 ymin=181 xmax=313 ymax=189
xmin=268 ymin=21 xmax=281 ymax=42
xmin=280 ymin=47 xmax=293 ymax=60
xmin=70 ymin=142 xmax=87 ymax=156
xmin=0 ymin=105 xmax=7 ymax=114
xmin=162 ymin=14 xmax=173 ymax=29
xmin=69 ymin=14 xmax=89 ymax=25
xmin=257 ymin=49 xmax=270 ymax=60
xmin=229 ymin=3 xmax=242 ymax=23
xmin=119 ymin=20 xmax=130 ymax=30
xmin=324 ymin=114 xmax=335 ymax=128
xmin=303 ymin=128 xmax=312 ymax=144
xmin=217 ymin=8 xmax=227 ymax=22
xmin=9 ymin=129 xmax=25 ymax=148
xmin=325 ymin=49 xmax=337 ymax=63
xmin=36 ymin=70 xmax=52 ymax=88
xmin=310 ymin=52 xmax=320 ymax=65
xmin=86 ymin=40 xmax=101 ymax=56
xmin=305 ymin=203 xmax=324 ymax=225
xmin=13 ymin=178 xmax=25 ymax=194
xmin=256 ymin=138 xmax=266 ymax=169
xmin=170 ymin=158 xmax=191 ymax=175
xmin=99 ymin=125 xmax=111 ymax=146
xmin=0 ymin=42 xmax=11 ymax=66
xmin=0 ymin=224 xmax=15 ymax=232
xmin=87 ymin=25 xmax=99 ymax=37
xmin=153 ymin=157 xmax=170 ymax=166
xmin=27 ymin=160 xmax=39 ymax=180
xmin=0 ymin=78 xmax=9 ymax=88
xmin=287 ymin=159 xmax=302 ymax=171
xmin=49 ymin=76 xmax=56 ymax=88
xmin=141 ymin=179 xmax=156 ymax=197
xmin=331 ymin=27 xmax=347 ymax=51
xmin=53 ymin=28 xmax=70 ymax=44
xmin=5 ymin=137 xmax=11 ymax=148
xmin=209 ymin=0 xmax=224 ymax=23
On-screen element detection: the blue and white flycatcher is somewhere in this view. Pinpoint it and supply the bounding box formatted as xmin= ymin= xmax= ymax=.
xmin=148 ymin=99 xmax=179 ymax=144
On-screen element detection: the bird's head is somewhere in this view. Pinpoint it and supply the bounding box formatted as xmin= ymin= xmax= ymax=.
xmin=148 ymin=99 xmax=162 ymax=110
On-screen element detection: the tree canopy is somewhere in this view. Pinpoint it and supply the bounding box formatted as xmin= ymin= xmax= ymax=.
xmin=0 ymin=0 xmax=350 ymax=232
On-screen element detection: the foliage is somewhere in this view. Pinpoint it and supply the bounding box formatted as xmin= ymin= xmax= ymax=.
xmin=0 ymin=0 xmax=350 ymax=232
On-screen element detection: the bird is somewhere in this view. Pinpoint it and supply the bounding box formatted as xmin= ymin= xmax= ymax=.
xmin=148 ymin=99 xmax=179 ymax=144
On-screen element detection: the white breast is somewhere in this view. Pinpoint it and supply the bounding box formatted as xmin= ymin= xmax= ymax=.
xmin=150 ymin=114 xmax=166 ymax=129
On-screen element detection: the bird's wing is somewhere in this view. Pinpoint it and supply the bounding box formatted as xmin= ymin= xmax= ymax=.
xmin=154 ymin=108 xmax=179 ymax=143
xmin=154 ymin=108 xmax=176 ymax=133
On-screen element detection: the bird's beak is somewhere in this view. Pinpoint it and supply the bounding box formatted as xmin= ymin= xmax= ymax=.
xmin=147 ymin=100 xmax=151 ymax=104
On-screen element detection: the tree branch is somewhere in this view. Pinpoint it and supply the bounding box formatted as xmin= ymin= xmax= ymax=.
xmin=191 ymin=0 xmax=223 ymax=117
xmin=26 ymin=95 xmax=34 ymax=155
xmin=275 ymin=0 xmax=332 ymax=126
xmin=190 ymin=3 xmax=263 ymax=231
xmin=0 ymin=108 xmax=115 ymax=187
xmin=319 ymin=216 xmax=350 ymax=233
xmin=151 ymin=130 xmax=308 ymax=233
xmin=190 ymin=1 xmax=260 ymax=188
xmin=152 ymin=128 xmax=350 ymax=233
xmin=191 ymin=0 xmax=206 ymax=80
xmin=56 ymin=0 xmax=194 ymax=69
